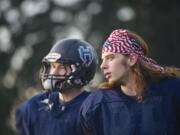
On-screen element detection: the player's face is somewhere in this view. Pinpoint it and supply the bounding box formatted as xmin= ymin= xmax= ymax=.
xmin=101 ymin=52 xmax=130 ymax=84
xmin=49 ymin=62 xmax=71 ymax=76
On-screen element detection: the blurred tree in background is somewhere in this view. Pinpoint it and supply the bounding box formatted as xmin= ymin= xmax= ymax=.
xmin=0 ymin=0 xmax=180 ymax=134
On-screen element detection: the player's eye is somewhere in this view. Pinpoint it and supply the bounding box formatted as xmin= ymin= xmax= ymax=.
xmin=106 ymin=54 xmax=115 ymax=61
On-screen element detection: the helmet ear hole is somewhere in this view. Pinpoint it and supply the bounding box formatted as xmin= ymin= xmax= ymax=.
xmin=80 ymin=70 xmax=91 ymax=83
xmin=85 ymin=70 xmax=90 ymax=76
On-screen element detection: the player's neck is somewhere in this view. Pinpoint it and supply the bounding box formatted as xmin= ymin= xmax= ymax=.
xmin=120 ymin=74 xmax=136 ymax=96
xmin=58 ymin=88 xmax=83 ymax=103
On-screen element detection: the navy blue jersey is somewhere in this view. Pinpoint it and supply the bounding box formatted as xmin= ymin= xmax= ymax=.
xmin=80 ymin=78 xmax=180 ymax=135
xmin=16 ymin=91 xmax=89 ymax=135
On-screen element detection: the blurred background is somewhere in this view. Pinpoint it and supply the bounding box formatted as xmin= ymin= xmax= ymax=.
xmin=0 ymin=0 xmax=180 ymax=134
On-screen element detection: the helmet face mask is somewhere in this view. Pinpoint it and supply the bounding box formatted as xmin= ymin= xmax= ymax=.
xmin=40 ymin=62 xmax=70 ymax=90
xmin=40 ymin=39 xmax=97 ymax=92
xmin=40 ymin=61 xmax=84 ymax=91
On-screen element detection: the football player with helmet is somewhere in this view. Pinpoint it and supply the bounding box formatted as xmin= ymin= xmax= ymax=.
xmin=16 ymin=38 xmax=97 ymax=135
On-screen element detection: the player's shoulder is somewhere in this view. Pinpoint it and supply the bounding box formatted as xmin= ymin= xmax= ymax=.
xmin=80 ymin=91 xmax=91 ymax=99
xmin=81 ymin=88 xmax=118 ymax=111
xmin=16 ymin=91 xmax=51 ymax=112
xmin=89 ymin=88 xmax=120 ymax=100
xmin=148 ymin=77 xmax=180 ymax=96
xmin=84 ymin=88 xmax=108 ymax=103
xmin=158 ymin=77 xmax=180 ymax=88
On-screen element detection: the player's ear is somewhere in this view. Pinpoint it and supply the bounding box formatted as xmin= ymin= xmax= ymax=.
xmin=127 ymin=53 xmax=138 ymax=66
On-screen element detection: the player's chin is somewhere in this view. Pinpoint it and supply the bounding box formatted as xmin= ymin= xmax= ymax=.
xmin=107 ymin=79 xmax=117 ymax=85
xmin=107 ymin=77 xmax=117 ymax=83
xmin=108 ymin=77 xmax=124 ymax=87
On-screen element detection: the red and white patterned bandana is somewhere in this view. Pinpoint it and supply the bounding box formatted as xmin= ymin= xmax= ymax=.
xmin=102 ymin=29 xmax=164 ymax=71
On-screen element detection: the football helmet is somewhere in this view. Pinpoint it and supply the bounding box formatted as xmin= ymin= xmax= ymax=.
xmin=40 ymin=38 xmax=97 ymax=92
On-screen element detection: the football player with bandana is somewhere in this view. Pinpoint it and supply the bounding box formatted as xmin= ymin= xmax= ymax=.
xmin=15 ymin=38 xmax=97 ymax=135
xmin=80 ymin=29 xmax=180 ymax=135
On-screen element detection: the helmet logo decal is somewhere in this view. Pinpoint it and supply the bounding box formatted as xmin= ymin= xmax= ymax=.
xmin=78 ymin=46 xmax=94 ymax=66
xmin=44 ymin=52 xmax=61 ymax=62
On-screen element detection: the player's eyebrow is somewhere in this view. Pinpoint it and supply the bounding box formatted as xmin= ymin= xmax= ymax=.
xmin=102 ymin=53 xmax=115 ymax=60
